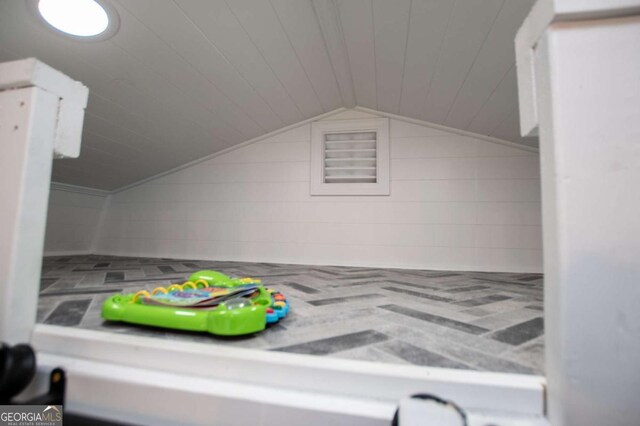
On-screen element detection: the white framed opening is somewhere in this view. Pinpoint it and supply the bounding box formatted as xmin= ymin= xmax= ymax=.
xmin=1 ymin=58 xmax=547 ymax=426
xmin=310 ymin=118 xmax=390 ymax=196
xmin=4 ymin=0 xmax=640 ymax=422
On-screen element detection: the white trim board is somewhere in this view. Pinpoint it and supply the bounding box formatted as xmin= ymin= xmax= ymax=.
xmin=515 ymin=0 xmax=640 ymax=136
xmin=31 ymin=325 xmax=545 ymax=421
xmin=94 ymin=248 xmax=542 ymax=274
xmin=65 ymin=107 xmax=538 ymax=195
xmin=33 ymin=353 xmax=393 ymax=426
xmin=0 ymin=58 xmax=89 ymax=159
xmin=354 ymin=107 xmax=539 ymax=154
xmin=30 ymin=351 xmax=548 ymax=425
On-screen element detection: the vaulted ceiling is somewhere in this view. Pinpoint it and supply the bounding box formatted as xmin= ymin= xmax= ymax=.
xmin=0 ymin=0 xmax=537 ymax=191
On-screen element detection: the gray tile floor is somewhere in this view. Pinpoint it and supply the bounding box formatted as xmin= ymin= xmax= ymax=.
xmin=38 ymin=255 xmax=544 ymax=375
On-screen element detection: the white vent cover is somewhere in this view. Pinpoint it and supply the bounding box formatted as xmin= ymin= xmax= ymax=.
xmin=324 ymin=131 xmax=377 ymax=184
xmin=310 ymin=118 xmax=389 ymax=195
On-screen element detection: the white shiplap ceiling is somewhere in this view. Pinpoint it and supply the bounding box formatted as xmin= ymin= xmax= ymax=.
xmin=0 ymin=0 xmax=537 ymax=191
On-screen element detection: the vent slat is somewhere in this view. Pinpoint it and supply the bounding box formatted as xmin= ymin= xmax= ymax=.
xmin=325 ymin=167 xmax=376 ymax=170
xmin=324 ymin=157 xmax=376 ymax=162
xmin=325 ymin=139 xmax=376 ymax=144
xmin=325 ymin=148 xmax=376 ymax=153
xmin=325 ymin=176 xmax=377 ymax=180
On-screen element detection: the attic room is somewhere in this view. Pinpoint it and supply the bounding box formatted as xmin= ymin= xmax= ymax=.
xmin=0 ymin=1 xmax=638 ymax=425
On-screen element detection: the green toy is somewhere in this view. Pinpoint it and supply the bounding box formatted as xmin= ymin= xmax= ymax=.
xmin=101 ymin=270 xmax=290 ymax=336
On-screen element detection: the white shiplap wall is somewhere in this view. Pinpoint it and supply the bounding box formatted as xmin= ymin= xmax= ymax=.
xmin=96 ymin=110 xmax=542 ymax=272
xmin=45 ymin=188 xmax=108 ymax=256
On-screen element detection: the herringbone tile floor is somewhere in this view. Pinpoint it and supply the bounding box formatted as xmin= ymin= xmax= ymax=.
xmin=38 ymin=255 xmax=544 ymax=375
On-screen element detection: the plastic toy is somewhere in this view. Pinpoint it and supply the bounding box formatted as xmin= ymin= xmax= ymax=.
xmin=101 ymin=270 xmax=289 ymax=336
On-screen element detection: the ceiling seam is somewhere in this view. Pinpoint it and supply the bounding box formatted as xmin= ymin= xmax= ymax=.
xmin=268 ymin=0 xmax=330 ymax=113
xmin=310 ymin=0 xmax=345 ymax=106
xmin=371 ymin=0 xmax=378 ymax=110
xmin=331 ymin=0 xmax=357 ymax=108
xmin=442 ymin=0 xmax=507 ymax=125
xmin=465 ymin=63 xmax=515 ymax=131
xmin=114 ymin=0 xmax=268 ymax=136
xmin=311 ymin=0 xmax=357 ymax=108
xmin=419 ymin=0 xmax=457 ymax=120
xmin=223 ymin=0 xmax=306 ymax=120
xmin=50 ymin=182 xmax=111 ymax=197
xmin=395 ymin=0 xmax=413 ymax=115
xmin=170 ymin=0 xmax=287 ymax=128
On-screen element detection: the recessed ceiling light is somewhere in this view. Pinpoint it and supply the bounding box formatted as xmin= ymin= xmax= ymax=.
xmin=32 ymin=0 xmax=119 ymax=41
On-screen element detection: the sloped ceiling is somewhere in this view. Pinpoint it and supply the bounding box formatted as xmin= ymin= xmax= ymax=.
xmin=0 ymin=0 xmax=537 ymax=191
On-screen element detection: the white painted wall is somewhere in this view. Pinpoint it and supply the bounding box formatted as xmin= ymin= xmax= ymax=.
xmin=96 ymin=110 xmax=542 ymax=272
xmin=44 ymin=186 xmax=108 ymax=256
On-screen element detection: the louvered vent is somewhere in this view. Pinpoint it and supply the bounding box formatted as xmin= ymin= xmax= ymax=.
xmin=323 ymin=131 xmax=377 ymax=184
xmin=310 ymin=117 xmax=389 ymax=196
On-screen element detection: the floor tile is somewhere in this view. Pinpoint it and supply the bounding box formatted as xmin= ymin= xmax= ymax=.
xmin=381 ymin=287 xmax=454 ymax=303
xmin=453 ymin=294 xmax=511 ymax=307
xmin=279 ymin=282 xmax=320 ymax=294
xmin=491 ymin=317 xmax=544 ymax=346
xmin=307 ymin=293 xmax=384 ymax=306
xmin=105 ymin=272 xmax=125 ymax=282
xmin=378 ymin=304 xmax=489 ymax=335
xmin=44 ymin=299 xmax=92 ymax=326
xmin=378 ymin=341 xmax=472 ymax=369
xmin=272 ymin=330 xmax=389 ymax=355
xmin=444 ymin=285 xmax=491 ymax=293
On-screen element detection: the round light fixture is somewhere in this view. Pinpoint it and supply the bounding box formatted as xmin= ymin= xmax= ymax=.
xmin=31 ymin=0 xmax=119 ymax=41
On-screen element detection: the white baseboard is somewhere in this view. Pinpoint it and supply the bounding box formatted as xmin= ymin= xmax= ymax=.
xmin=93 ymin=250 xmax=543 ymax=274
